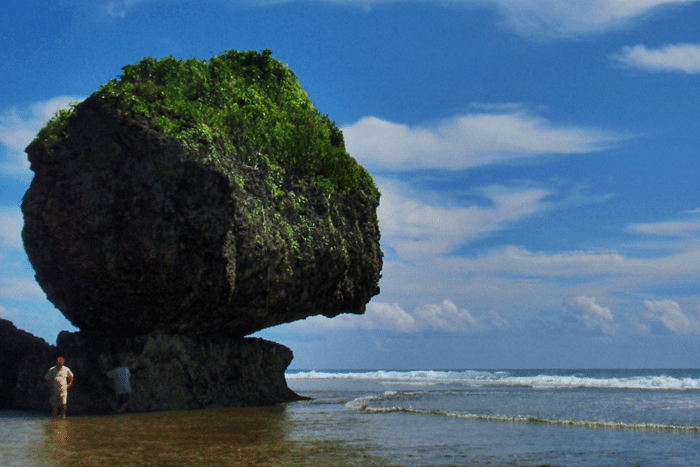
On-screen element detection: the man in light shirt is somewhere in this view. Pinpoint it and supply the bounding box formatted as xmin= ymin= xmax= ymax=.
xmin=106 ymin=358 xmax=132 ymax=413
xmin=44 ymin=356 xmax=74 ymax=419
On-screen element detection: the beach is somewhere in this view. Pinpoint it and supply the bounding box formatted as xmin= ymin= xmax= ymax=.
xmin=4 ymin=369 xmax=700 ymax=466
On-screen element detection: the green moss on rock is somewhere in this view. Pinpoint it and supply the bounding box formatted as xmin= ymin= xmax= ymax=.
xmin=36 ymin=49 xmax=376 ymax=199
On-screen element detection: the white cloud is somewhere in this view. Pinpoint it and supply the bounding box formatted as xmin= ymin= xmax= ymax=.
xmin=432 ymin=241 xmax=700 ymax=291
xmin=644 ymin=299 xmax=700 ymax=334
xmin=342 ymin=107 xmax=626 ymax=171
xmin=0 ymin=96 xmax=83 ymax=179
xmin=104 ymin=0 xmax=148 ymax=17
xmin=97 ymin=0 xmax=698 ymax=37
xmin=0 ymin=304 xmax=77 ymax=344
xmin=437 ymin=245 xmax=628 ymax=278
xmin=286 ymin=300 xmax=502 ymax=334
xmin=396 ymin=206 xmax=700 ymax=283
xmin=414 ymin=300 xmax=482 ymax=332
xmin=568 ymin=295 xmax=616 ymax=335
xmin=631 ymin=217 xmax=700 ymax=237
xmin=278 ymin=240 xmax=700 ymax=338
xmin=611 ymin=43 xmax=700 ymax=74
xmin=0 ymin=207 xmax=23 ymax=249
xmin=371 ymin=238 xmax=700 ymax=336
xmin=286 ymin=0 xmax=698 ymax=38
xmin=291 ymin=302 xmax=420 ymax=333
xmin=368 ymin=189 xmax=700 ymax=338
xmin=377 ymin=179 xmax=554 ymax=260
xmin=483 ymin=0 xmax=697 ymax=39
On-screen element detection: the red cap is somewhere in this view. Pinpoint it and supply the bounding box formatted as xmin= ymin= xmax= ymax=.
xmin=57 ymin=357 xmax=65 ymax=364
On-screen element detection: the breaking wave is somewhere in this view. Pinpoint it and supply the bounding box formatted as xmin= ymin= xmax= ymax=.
xmin=286 ymin=369 xmax=700 ymax=391
xmin=342 ymin=392 xmax=700 ymax=432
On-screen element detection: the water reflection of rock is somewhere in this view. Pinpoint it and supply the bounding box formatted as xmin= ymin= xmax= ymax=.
xmin=36 ymin=406 xmax=298 ymax=466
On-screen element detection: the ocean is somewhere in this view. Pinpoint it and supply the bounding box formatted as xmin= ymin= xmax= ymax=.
xmin=3 ymin=369 xmax=700 ymax=466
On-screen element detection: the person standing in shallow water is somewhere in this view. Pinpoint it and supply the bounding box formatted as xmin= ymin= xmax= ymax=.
xmin=106 ymin=358 xmax=132 ymax=413
xmin=44 ymin=356 xmax=74 ymax=419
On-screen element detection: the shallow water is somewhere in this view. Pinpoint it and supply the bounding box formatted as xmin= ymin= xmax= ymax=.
xmin=4 ymin=369 xmax=700 ymax=466
xmin=1 ymin=406 xmax=403 ymax=467
xmin=287 ymin=369 xmax=700 ymax=466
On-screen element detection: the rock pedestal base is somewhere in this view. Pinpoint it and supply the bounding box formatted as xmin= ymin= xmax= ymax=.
xmin=1 ymin=320 xmax=304 ymax=415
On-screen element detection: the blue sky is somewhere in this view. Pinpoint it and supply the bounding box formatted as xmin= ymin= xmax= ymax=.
xmin=3 ymin=0 xmax=700 ymax=369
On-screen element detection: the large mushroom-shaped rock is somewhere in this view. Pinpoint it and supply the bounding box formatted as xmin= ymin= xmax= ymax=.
xmin=22 ymin=50 xmax=382 ymax=338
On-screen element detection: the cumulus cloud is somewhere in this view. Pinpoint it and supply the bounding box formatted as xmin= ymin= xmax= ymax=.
xmin=611 ymin=43 xmax=700 ymax=74
xmin=342 ymin=107 xmax=626 ymax=172
xmin=280 ymin=245 xmax=700 ymax=339
xmin=414 ymin=300 xmax=482 ymax=332
xmin=568 ymin=295 xmax=616 ymax=335
xmin=373 ymin=240 xmax=700 ymax=327
xmin=293 ymin=302 xmax=421 ymax=333
xmin=644 ymin=299 xmax=700 ymax=334
xmin=371 ymin=195 xmax=700 ymax=338
xmin=0 ymin=96 xmax=83 ymax=179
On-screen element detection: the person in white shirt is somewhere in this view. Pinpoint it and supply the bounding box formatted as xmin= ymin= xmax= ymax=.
xmin=44 ymin=356 xmax=74 ymax=419
xmin=106 ymin=359 xmax=132 ymax=413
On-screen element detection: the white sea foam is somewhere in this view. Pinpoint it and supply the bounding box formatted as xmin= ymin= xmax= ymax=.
xmin=504 ymin=374 xmax=700 ymax=391
xmin=288 ymin=369 xmax=497 ymax=384
xmin=286 ymin=370 xmax=700 ymax=391
xmin=344 ymin=393 xmax=387 ymax=410
xmin=342 ymin=401 xmax=700 ymax=432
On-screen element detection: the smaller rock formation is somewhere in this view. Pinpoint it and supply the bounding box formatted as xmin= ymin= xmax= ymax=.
xmin=0 ymin=319 xmax=55 ymax=411
xmin=1 ymin=319 xmax=303 ymax=415
xmin=52 ymin=331 xmax=303 ymax=415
